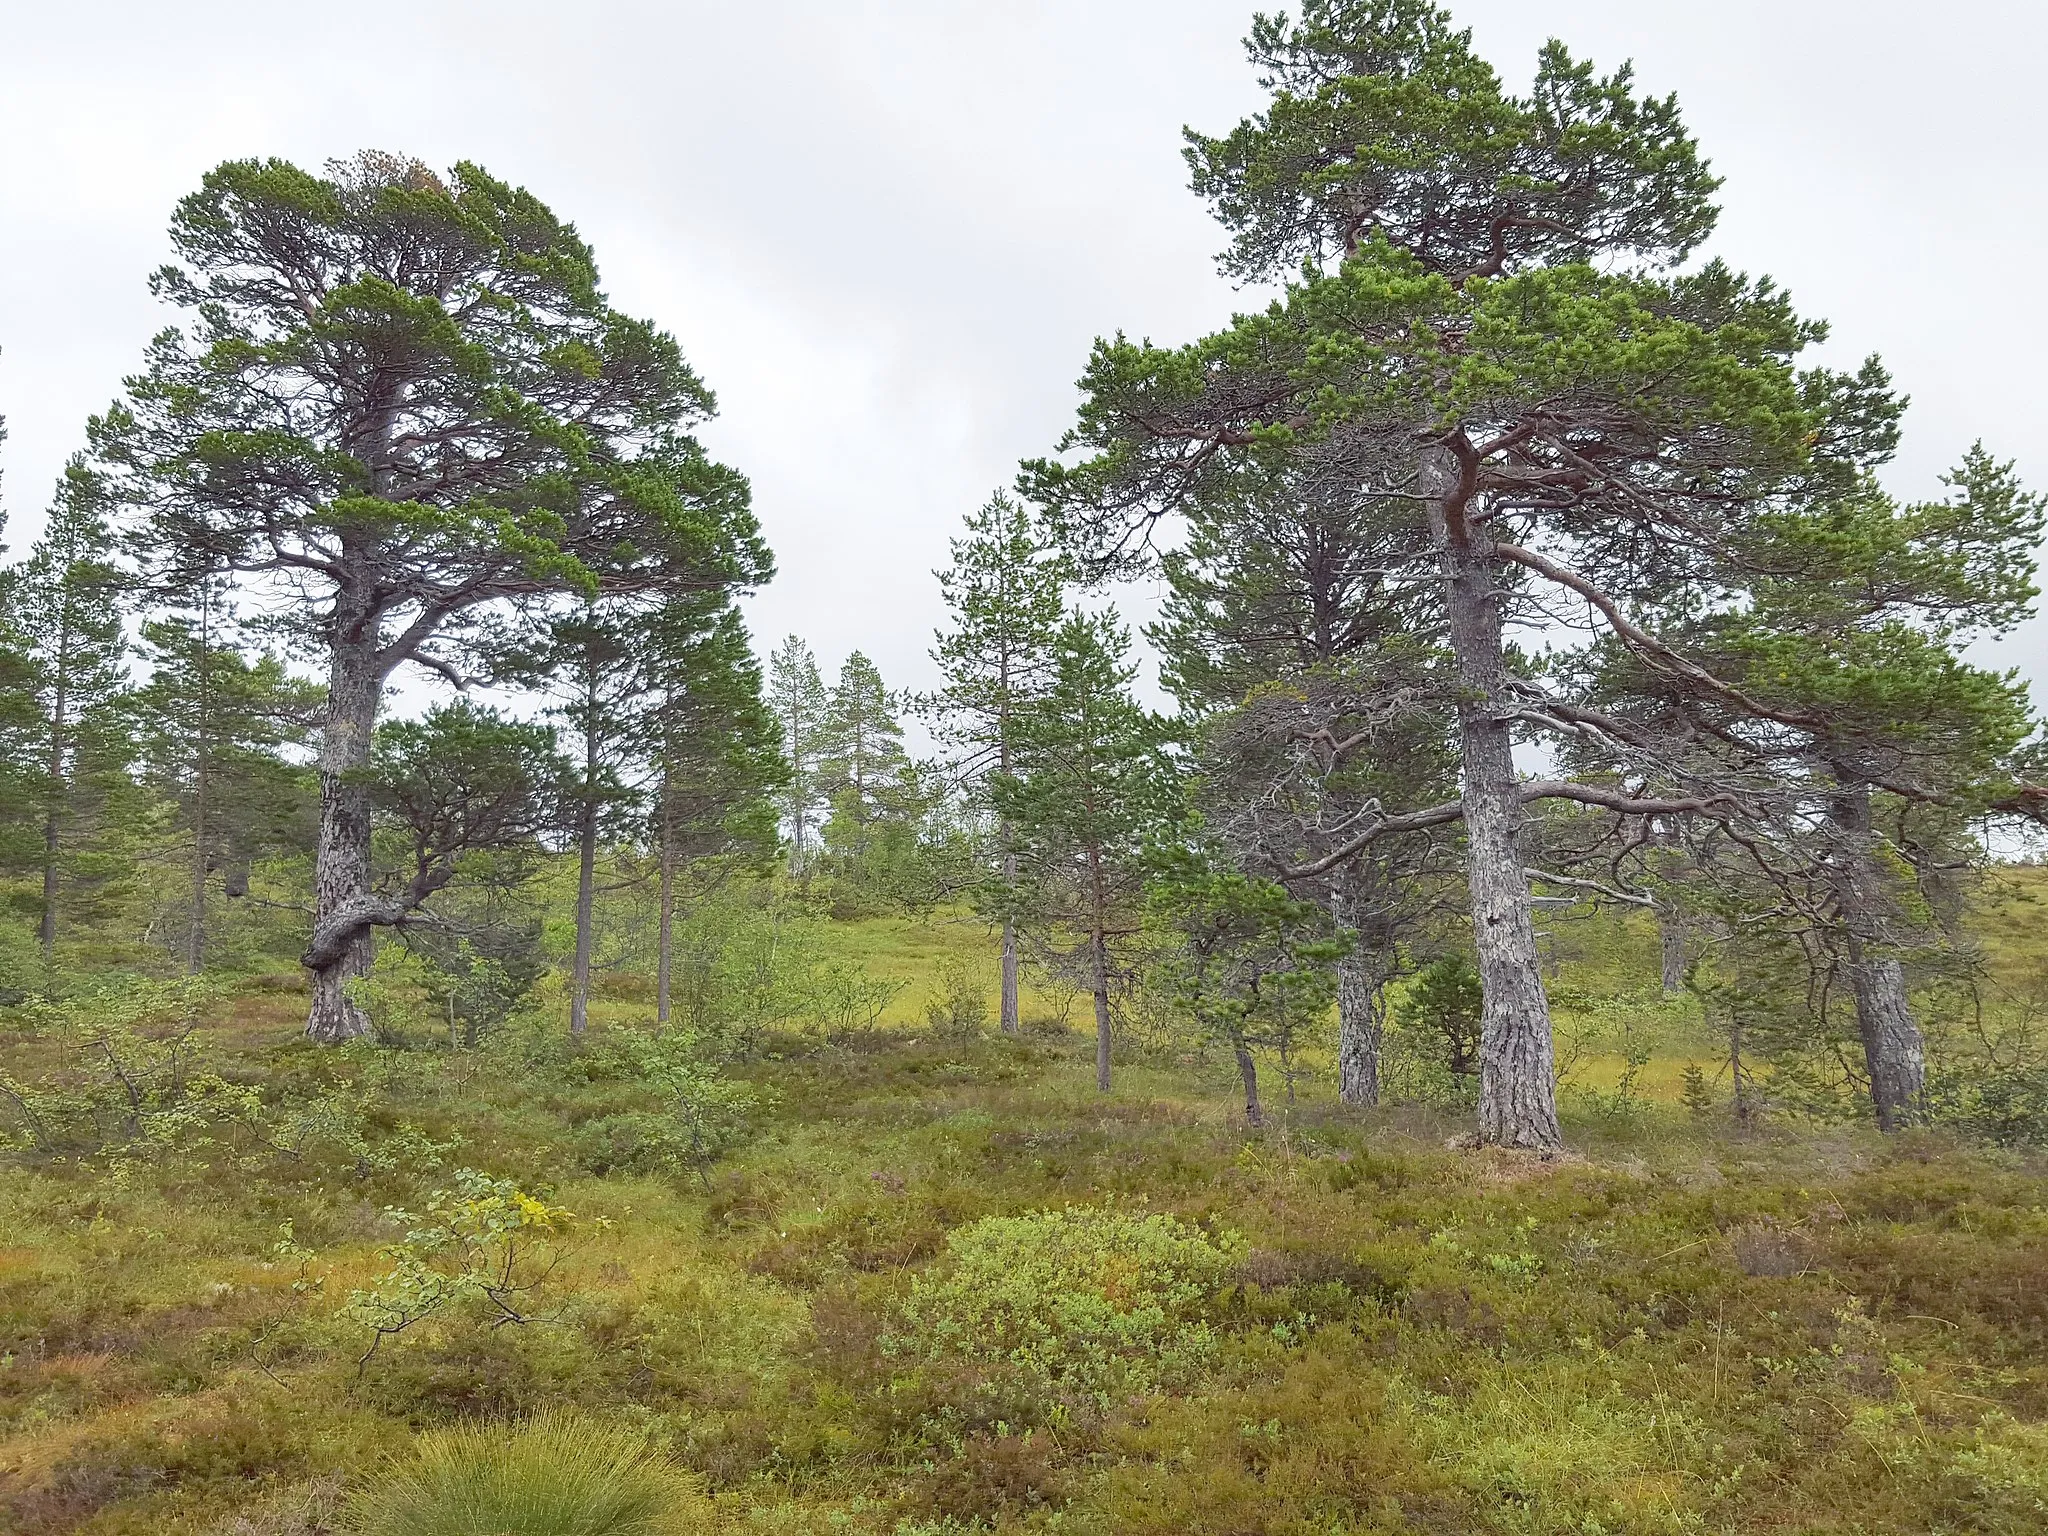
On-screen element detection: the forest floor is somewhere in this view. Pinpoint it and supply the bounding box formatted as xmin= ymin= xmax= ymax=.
xmin=0 ymin=876 xmax=2045 ymax=1535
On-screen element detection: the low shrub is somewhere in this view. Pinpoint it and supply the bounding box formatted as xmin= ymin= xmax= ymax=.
xmin=886 ymin=1204 xmax=1244 ymax=1410
xmin=346 ymin=1413 xmax=703 ymax=1536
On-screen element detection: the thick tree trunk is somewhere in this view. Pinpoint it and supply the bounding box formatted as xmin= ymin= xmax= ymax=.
xmin=1831 ymin=782 xmax=1925 ymax=1131
xmin=1658 ymin=909 xmax=1686 ymax=996
xmin=1337 ymin=948 xmax=1386 ymax=1107
xmin=306 ymin=632 xmax=380 ymax=1042
xmin=656 ymin=771 xmax=675 ymax=1029
xmin=1434 ymin=480 xmax=1562 ymax=1151
xmin=1235 ymin=1037 xmax=1264 ymax=1127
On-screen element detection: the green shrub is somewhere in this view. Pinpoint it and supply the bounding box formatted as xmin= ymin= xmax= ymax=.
xmin=347 ymin=1413 xmax=702 ymax=1536
xmin=887 ymin=1205 xmax=1244 ymax=1408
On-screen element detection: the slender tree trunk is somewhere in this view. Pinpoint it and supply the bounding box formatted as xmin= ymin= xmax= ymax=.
xmin=656 ymin=768 xmax=675 ymax=1029
xmin=571 ymin=803 xmax=596 ymax=1038
xmin=1090 ymin=929 xmax=1113 ymax=1093
xmin=186 ymin=593 xmax=211 ymax=976
xmin=1000 ymin=850 xmax=1021 ymax=1036
xmin=1087 ymin=841 xmax=1112 ymax=1092
xmin=38 ymin=702 xmax=66 ymax=978
xmin=1433 ymin=477 xmax=1562 ymax=1151
xmin=1832 ymin=781 xmax=1923 ymax=1130
xmin=1235 ymin=1036 xmax=1264 ymax=1127
xmin=306 ymin=628 xmax=381 ymax=1042
xmin=1658 ymin=909 xmax=1686 ymax=996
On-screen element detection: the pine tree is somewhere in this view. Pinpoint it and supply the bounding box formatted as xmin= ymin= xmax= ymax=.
xmin=96 ymin=153 xmax=764 ymax=1041
xmin=1148 ymin=461 xmax=1460 ymax=1105
xmin=648 ymin=600 xmax=786 ymax=1027
xmin=497 ymin=599 xmax=653 ymax=1038
xmin=767 ymin=636 xmax=831 ymax=879
xmin=995 ymin=611 xmax=1164 ymax=1091
xmin=929 ymin=493 xmax=1069 ymax=1033
xmin=133 ymin=593 xmax=320 ymax=971
xmin=819 ymin=651 xmax=911 ymax=898
xmin=1028 ymin=0 xmax=1900 ymax=1148
xmin=14 ymin=462 xmax=130 ymax=981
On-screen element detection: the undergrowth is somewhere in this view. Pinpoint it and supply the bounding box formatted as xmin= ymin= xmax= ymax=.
xmin=0 ymin=893 xmax=2043 ymax=1533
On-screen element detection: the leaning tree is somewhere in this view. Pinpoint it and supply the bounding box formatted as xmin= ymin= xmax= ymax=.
xmin=1027 ymin=0 xmax=1903 ymax=1148
xmin=94 ymin=153 xmax=767 ymax=1040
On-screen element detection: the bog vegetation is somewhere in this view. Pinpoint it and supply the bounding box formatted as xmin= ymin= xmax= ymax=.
xmin=0 ymin=2 xmax=2045 ymax=1532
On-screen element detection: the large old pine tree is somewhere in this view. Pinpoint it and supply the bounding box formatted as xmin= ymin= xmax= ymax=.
xmin=1028 ymin=0 xmax=1903 ymax=1148
xmin=97 ymin=153 xmax=767 ymax=1041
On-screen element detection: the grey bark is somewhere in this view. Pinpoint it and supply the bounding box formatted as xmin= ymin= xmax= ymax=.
xmin=186 ymin=591 xmax=212 ymax=976
xmin=1336 ymin=948 xmax=1386 ymax=1107
xmin=1658 ymin=909 xmax=1686 ymax=996
xmin=1832 ymin=782 xmax=1924 ymax=1131
xmin=305 ymin=624 xmax=380 ymax=1042
xmin=1235 ymin=1037 xmax=1265 ymax=1127
xmin=1001 ymin=915 xmax=1021 ymax=1035
xmin=1433 ymin=467 xmax=1563 ymax=1151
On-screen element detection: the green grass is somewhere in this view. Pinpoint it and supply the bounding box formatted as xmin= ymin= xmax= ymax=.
xmin=0 ymin=886 xmax=2045 ymax=1534
xmin=347 ymin=1414 xmax=703 ymax=1536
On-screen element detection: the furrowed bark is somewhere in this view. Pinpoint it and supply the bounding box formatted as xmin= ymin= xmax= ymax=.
xmin=1001 ymin=918 xmax=1021 ymax=1035
xmin=1337 ymin=949 xmax=1387 ymax=1107
xmin=1832 ymin=781 xmax=1925 ymax=1131
xmin=1433 ymin=464 xmax=1562 ymax=1151
xmin=306 ymin=625 xmax=380 ymax=1042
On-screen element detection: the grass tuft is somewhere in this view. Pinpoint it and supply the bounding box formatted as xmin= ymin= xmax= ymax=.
xmin=347 ymin=1413 xmax=702 ymax=1536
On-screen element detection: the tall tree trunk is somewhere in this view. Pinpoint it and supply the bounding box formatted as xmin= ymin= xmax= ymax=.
xmin=1090 ymin=929 xmax=1113 ymax=1093
xmin=37 ymin=621 xmax=72 ymax=981
xmin=1832 ymin=781 xmax=1924 ymax=1131
xmin=656 ymin=768 xmax=675 ymax=1029
xmin=1434 ymin=477 xmax=1562 ymax=1152
xmin=1000 ymin=849 xmax=1021 ymax=1036
xmin=306 ymin=630 xmax=380 ymax=1042
xmin=1337 ymin=948 xmax=1386 ymax=1106
xmin=570 ymin=802 xmax=596 ymax=1038
xmin=1658 ymin=909 xmax=1686 ymax=996
xmin=186 ymin=593 xmax=211 ymax=976
xmin=1087 ymin=840 xmax=1113 ymax=1091
xmin=1235 ymin=1036 xmax=1264 ymax=1127
xmin=570 ymin=658 xmax=602 ymax=1040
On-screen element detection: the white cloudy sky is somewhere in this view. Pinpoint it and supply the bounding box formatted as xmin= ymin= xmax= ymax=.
xmin=2 ymin=0 xmax=2043 ymax=709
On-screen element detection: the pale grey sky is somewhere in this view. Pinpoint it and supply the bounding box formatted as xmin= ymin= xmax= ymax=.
xmin=2 ymin=0 xmax=2042 ymax=705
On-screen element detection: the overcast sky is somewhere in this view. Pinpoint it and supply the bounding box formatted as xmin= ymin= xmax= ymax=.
xmin=2 ymin=0 xmax=2043 ymax=712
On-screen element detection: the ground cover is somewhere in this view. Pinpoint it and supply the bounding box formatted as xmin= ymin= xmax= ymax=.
xmin=0 ymin=892 xmax=2043 ymax=1535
